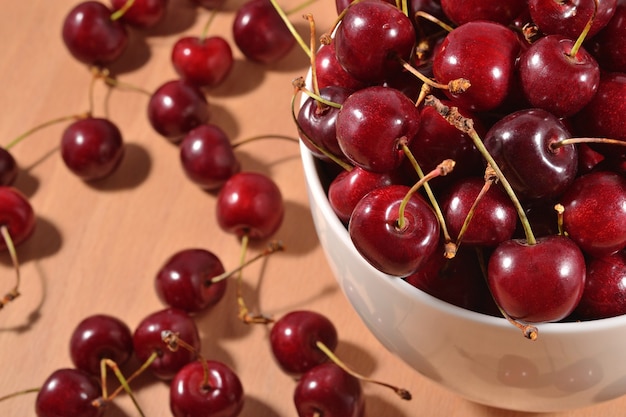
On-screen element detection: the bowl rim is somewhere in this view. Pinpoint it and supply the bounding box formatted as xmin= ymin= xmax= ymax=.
xmin=299 ymin=137 xmax=626 ymax=336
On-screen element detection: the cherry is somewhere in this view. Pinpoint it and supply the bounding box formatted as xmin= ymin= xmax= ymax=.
xmin=333 ymin=0 xmax=416 ymax=83
xmin=170 ymin=359 xmax=244 ymax=417
xmin=232 ymin=0 xmax=295 ymax=64
xmin=147 ymin=79 xmax=211 ymax=143
xmin=313 ymin=42 xmax=365 ymax=92
xmin=588 ymin=0 xmax=626 ymax=72
xmin=528 ymin=0 xmax=618 ymax=39
xmin=348 ymin=184 xmax=441 ymax=277
xmin=269 ymin=310 xmax=338 ymax=375
xmin=483 ymin=108 xmax=578 ymax=201
xmin=110 ymin=0 xmax=168 ymax=29
xmin=216 ymin=172 xmax=284 ymax=240
xmin=132 ymin=307 xmax=201 ymax=380
xmin=432 ymin=20 xmax=522 ymax=111
xmin=62 ymin=1 xmax=129 ymax=66
xmin=69 ymin=314 xmax=134 ymax=376
xmin=293 ymin=362 xmax=364 ymax=417
xmin=574 ymin=250 xmax=626 ymax=320
xmin=171 ymin=35 xmax=234 ymax=88
xmin=560 ymin=171 xmax=626 ymax=257
xmin=0 ymin=147 xmax=18 ymax=186
xmin=439 ymin=0 xmax=527 ymax=25
xmin=35 ymin=368 xmax=104 ymax=417
xmin=179 ymin=124 xmax=241 ymax=191
xmin=335 ymin=86 xmax=421 ymax=173
xmin=487 ymin=234 xmax=586 ymax=323
xmin=154 ymin=248 xmax=228 ymax=313
xmin=60 ymin=117 xmax=125 ymax=181
xmin=0 ymin=186 xmax=36 ymax=251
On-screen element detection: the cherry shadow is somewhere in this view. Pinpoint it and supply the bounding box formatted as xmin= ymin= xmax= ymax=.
xmin=239 ymin=395 xmax=282 ymax=417
xmin=107 ymin=30 xmax=152 ymax=76
xmin=208 ymin=58 xmax=268 ymax=97
xmin=12 ymin=169 xmax=40 ymax=199
xmin=207 ymin=103 xmax=241 ymax=141
xmin=334 ymin=339 xmax=379 ymax=376
xmin=274 ymin=200 xmax=319 ymax=256
xmin=87 ymin=143 xmax=152 ymax=192
xmin=143 ymin=0 xmax=199 ymax=38
xmin=0 ymin=216 xmax=63 ymax=266
xmin=365 ymin=393 xmax=411 ymax=417
xmin=0 ymin=260 xmax=47 ymax=334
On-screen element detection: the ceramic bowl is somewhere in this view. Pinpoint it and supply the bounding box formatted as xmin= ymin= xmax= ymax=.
xmin=299 ymin=141 xmax=626 ymax=412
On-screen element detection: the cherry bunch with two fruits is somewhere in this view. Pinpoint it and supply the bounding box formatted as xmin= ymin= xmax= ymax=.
xmin=296 ymin=0 xmax=626 ymax=338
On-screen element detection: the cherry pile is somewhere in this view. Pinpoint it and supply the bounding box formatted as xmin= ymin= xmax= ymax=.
xmin=0 ymin=0 xmax=414 ymax=416
xmin=296 ymin=0 xmax=626 ymax=334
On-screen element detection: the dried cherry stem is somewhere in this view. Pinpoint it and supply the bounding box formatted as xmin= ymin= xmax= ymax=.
xmin=551 ymin=137 xmax=626 ymax=149
xmin=104 ymin=351 xmax=158 ymax=402
xmin=454 ymin=165 xmax=498 ymax=249
xmin=110 ymin=0 xmax=136 ymax=21
xmin=268 ymin=0 xmax=311 ymax=58
xmin=209 ymin=239 xmax=285 ymax=284
xmin=413 ymin=10 xmax=454 ymax=32
xmin=93 ymin=67 xmax=152 ymax=96
xmin=293 ymin=77 xmax=342 ymax=109
xmin=474 ymin=247 xmax=539 ymax=340
xmin=400 ymin=144 xmax=456 ymax=258
xmin=315 ymin=341 xmax=412 ymax=400
xmin=96 ymin=358 xmax=147 ymax=417
xmin=400 ymin=59 xmax=471 ymax=94
xmin=554 ymin=204 xmax=566 ymax=236
xmin=303 ymin=13 xmax=321 ymax=102
xmin=162 ymin=330 xmax=213 ymax=388
xmin=424 ymin=95 xmax=537 ymax=245
xmin=0 ymin=225 xmax=21 ymax=310
xmin=569 ymin=0 xmax=598 ymax=58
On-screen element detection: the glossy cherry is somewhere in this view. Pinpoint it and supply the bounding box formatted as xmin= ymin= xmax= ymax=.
xmin=232 ymin=0 xmax=295 ymax=64
xmin=60 ymin=117 xmax=125 ymax=181
xmin=293 ymin=362 xmax=364 ymax=417
xmin=179 ymin=124 xmax=241 ymax=191
xmin=171 ymin=36 xmax=234 ymax=88
xmin=110 ymin=0 xmax=168 ymax=29
xmin=147 ymin=79 xmax=210 ymax=143
xmin=132 ymin=307 xmax=201 ymax=380
xmin=0 ymin=186 xmax=36 ymax=251
xmin=528 ymin=0 xmax=618 ymax=39
xmin=0 ymin=147 xmax=18 ymax=186
xmin=155 ymin=248 xmax=228 ymax=313
xmin=170 ymin=360 xmax=244 ymax=417
xmin=35 ymin=368 xmax=104 ymax=417
xmin=62 ymin=1 xmax=129 ymax=66
xmin=314 ymin=42 xmax=365 ymax=92
xmin=216 ymin=172 xmax=284 ymax=240
xmin=69 ymin=314 xmax=134 ymax=376
xmin=269 ymin=310 xmax=338 ymax=375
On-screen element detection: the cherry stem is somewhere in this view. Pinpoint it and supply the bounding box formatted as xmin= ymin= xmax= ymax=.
xmin=98 ymin=358 xmax=146 ymax=417
xmin=293 ymin=78 xmax=342 ymax=109
xmin=551 ymin=137 xmax=626 ymax=149
xmin=93 ymin=67 xmax=152 ymax=96
xmin=199 ymin=4 xmax=221 ymax=41
xmin=399 ymin=146 xmax=456 ymax=257
xmin=413 ymin=10 xmax=454 ymax=32
xmin=0 ymin=387 xmax=39 ymax=402
xmin=554 ymin=203 xmax=566 ymax=236
xmin=303 ymin=13 xmax=321 ymax=99
xmin=210 ymin=240 xmax=284 ymax=284
xmin=4 ymin=114 xmax=85 ymax=150
xmin=454 ymin=166 xmax=497 ymax=250
xmin=0 ymin=225 xmax=21 ymax=310
xmin=400 ymin=59 xmax=470 ymax=94
xmin=162 ymin=331 xmax=213 ymax=389
xmin=231 ymin=134 xmax=299 ymax=149
xmin=110 ymin=0 xmax=135 ymax=21
xmin=235 ymin=234 xmax=274 ymax=324
xmin=315 ymin=340 xmax=412 ymax=400
xmin=569 ymin=0 xmax=598 ymax=58
xmin=268 ymin=0 xmax=311 ymax=58
xmin=424 ymin=95 xmax=536 ymax=245
xmin=104 ymin=350 xmax=158 ymax=401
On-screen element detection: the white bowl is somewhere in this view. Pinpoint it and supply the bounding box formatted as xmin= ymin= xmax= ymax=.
xmin=300 ymin=141 xmax=626 ymax=412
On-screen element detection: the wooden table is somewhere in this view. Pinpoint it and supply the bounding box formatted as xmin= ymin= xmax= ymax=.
xmin=1 ymin=1 xmax=625 ymax=416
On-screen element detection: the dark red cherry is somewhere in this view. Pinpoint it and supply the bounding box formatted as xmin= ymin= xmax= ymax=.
xmin=216 ymin=172 xmax=284 ymax=240
xmin=336 ymin=86 xmax=421 ymax=173
xmin=0 ymin=186 xmax=36 ymax=251
xmin=433 ymin=20 xmax=522 ymax=111
xmin=35 ymin=368 xmax=104 ymax=417
xmin=171 ymin=36 xmax=234 ymax=88
xmin=528 ymin=0 xmax=618 ymax=39
xmin=483 ymin=108 xmax=577 ymax=200
xmin=60 ymin=117 xmax=125 ymax=181
xmin=349 ymin=184 xmax=440 ymax=277
xmin=294 ymin=362 xmax=364 ymax=417
xmin=269 ymin=310 xmax=338 ymax=375
xmin=333 ymin=0 xmax=416 ymax=83
xmin=0 ymin=147 xmax=18 ymax=186
xmin=170 ymin=360 xmax=244 ymax=417
xmin=487 ymin=235 xmax=586 ymax=323
xmin=147 ymin=79 xmax=211 ymax=143
xmin=179 ymin=124 xmax=241 ymax=191
xmin=232 ymin=0 xmax=295 ymax=64
xmin=560 ymin=171 xmax=626 ymax=257
xmin=132 ymin=307 xmax=201 ymax=380
xmin=62 ymin=1 xmax=129 ymax=66
xmin=69 ymin=314 xmax=134 ymax=376
xmin=440 ymin=0 xmax=527 ymax=25
xmin=588 ymin=0 xmax=626 ymax=72
xmin=155 ymin=248 xmax=228 ymax=313
xmin=574 ymin=251 xmax=626 ymax=320
xmin=110 ymin=0 xmax=168 ymax=29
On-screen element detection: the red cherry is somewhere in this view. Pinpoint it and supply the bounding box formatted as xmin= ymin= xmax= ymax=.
xmin=574 ymin=251 xmax=626 ymax=320
xmin=171 ymin=36 xmax=234 ymax=88
xmin=60 ymin=117 xmax=125 ymax=181
xmin=440 ymin=0 xmax=527 ymax=25
xmin=528 ymin=0 xmax=618 ymax=39
xmin=35 ymin=368 xmax=104 ymax=417
xmin=0 ymin=186 xmax=36 ymax=251
xmin=62 ymin=1 xmax=129 ymax=66
xmin=216 ymin=172 xmax=284 ymax=240
xmin=110 ymin=0 xmax=168 ymax=29
xmin=170 ymin=360 xmax=244 ymax=417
